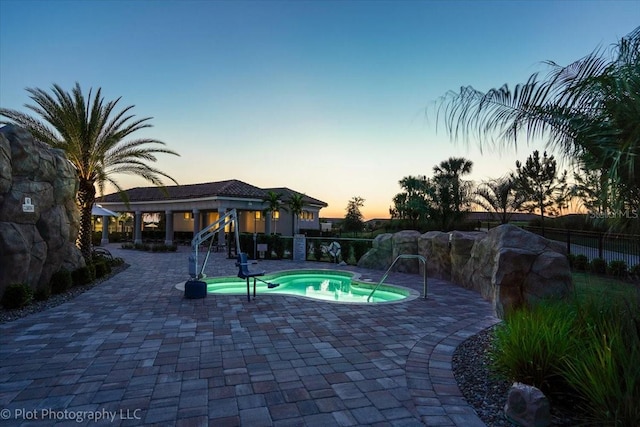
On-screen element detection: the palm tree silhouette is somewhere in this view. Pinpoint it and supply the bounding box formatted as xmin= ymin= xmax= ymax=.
xmin=1 ymin=83 xmax=179 ymax=261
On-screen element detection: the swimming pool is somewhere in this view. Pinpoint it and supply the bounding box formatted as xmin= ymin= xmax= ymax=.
xmin=184 ymin=270 xmax=414 ymax=303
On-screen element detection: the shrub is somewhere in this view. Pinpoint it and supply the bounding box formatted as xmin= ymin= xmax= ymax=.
xmin=50 ymin=269 xmax=72 ymax=294
xmin=562 ymin=295 xmax=640 ymax=426
xmin=94 ymin=261 xmax=109 ymax=279
xmin=573 ymin=254 xmax=589 ymax=271
xmin=34 ymin=285 xmax=51 ymax=301
xmin=111 ymin=257 xmax=125 ymax=267
xmin=346 ymin=246 xmax=357 ymax=265
xmin=566 ymin=253 xmax=576 ymax=269
xmin=590 ymin=257 xmax=607 ymax=275
xmin=631 ymin=264 xmax=640 ymax=281
xmin=1 ymin=283 xmax=34 ymax=309
xmin=607 ymin=260 xmax=628 ymax=278
xmin=134 ymin=242 xmax=146 ymax=251
xmin=72 ymin=265 xmax=94 ymax=286
xmin=121 ymin=242 xmax=134 ymax=249
xmin=490 ymin=301 xmax=576 ymax=394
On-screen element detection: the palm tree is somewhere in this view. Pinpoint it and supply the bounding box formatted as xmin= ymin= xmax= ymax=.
xmin=432 ymin=157 xmax=474 ymax=225
xmin=435 ymin=27 xmax=639 ymax=229
xmin=391 ymin=175 xmax=431 ymax=228
xmin=0 ymin=83 xmax=179 ymax=261
xmin=263 ymin=191 xmax=285 ymax=234
xmin=475 ymin=176 xmax=525 ymax=224
xmin=433 ymin=158 xmax=473 ymax=211
xmin=287 ymin=193 xmax=305 ymax=235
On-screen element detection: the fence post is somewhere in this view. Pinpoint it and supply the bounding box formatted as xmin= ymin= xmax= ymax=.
xmin=598 ymin=233 xmax=604 ymax=259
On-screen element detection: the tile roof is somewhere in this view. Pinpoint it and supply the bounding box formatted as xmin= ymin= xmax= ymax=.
xmin=98 ymin=179 xmax=267 ymax=203
xmin=263 ymin=187 xmax=328 ymax=207
xmin=97 ymin=180 xmax=327 ymax=207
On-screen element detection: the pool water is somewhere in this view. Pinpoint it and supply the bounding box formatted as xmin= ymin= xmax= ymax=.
xmin=204 ymin=270 xmax=409 ymax=303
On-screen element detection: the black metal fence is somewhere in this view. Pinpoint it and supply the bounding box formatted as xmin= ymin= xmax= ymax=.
xmin=522 ymin=226 xmax=640 ymax=268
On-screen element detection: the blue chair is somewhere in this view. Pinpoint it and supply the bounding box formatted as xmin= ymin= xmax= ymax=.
xmin=236 ymin=253 xmax=265 ymax=302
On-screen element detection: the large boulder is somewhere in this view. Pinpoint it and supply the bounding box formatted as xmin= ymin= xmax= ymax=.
xmin=0 ymin=125 xmax=83 ymax=295
xmin=450 ymin=231 xmax=486 ymax=286
xmin=462 ymin=225 xmax=572 ymax=318
xmin=391 ymin=230 xmax=421 ymax=273
xmin=418 ymin=231 xmax=451 ymax=280
xmin=357 ymin=233 xmax=393 ymax=270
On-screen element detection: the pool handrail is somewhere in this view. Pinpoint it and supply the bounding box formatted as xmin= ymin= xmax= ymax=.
xmin=367 ymin=254 xmax=427 ymax=302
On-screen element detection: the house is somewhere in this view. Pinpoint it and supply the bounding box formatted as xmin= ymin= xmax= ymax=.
xmin=96 ymin=179 xmax=327 ymax=245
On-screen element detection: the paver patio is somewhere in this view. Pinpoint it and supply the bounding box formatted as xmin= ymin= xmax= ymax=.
xmin=0 ymin=244 xmax=499 ymax=426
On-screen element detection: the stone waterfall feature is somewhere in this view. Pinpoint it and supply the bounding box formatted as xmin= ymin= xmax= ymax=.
xmin=357 ymin=225 xmax=573 ymax=318
xmin=0 ymin=125 xmax=84 ymax=295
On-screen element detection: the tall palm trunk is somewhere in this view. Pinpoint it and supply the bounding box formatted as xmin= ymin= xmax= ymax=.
xmin=77 ymin=179 xmax=96 ymax=262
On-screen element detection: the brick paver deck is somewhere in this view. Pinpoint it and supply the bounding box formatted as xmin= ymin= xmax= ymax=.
xmin=0 ymin=244 xmax=499 ymax=426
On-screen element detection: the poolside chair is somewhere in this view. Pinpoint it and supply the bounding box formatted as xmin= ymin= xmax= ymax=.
xmin=236 ymin=252 xmax=265 ymax=302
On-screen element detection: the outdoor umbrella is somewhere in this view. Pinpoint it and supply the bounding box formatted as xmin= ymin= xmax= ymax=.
xmin=91 ymin=204 xmax=119 ymax=217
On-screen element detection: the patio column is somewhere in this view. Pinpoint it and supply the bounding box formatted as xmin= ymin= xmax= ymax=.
xmin=192 ymin=209 xmax=200 ymax=240
xmin=265 ymin=212 xmax=272 ymax=235
xmin=134 ymin=211 xmax=142 ymax=245
xmin=100 ymin=215 xmax=110 ymax=245
xmin=164 ymin=210 xmax=174 ymax=246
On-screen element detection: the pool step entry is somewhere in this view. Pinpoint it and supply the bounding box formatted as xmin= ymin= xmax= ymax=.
xmin=367 ymin=254 xmax=427 ymax=302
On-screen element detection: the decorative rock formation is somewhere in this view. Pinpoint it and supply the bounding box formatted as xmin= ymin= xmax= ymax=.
xmin=462 ymin=225 xmax=572 ymax=318
xmin=391 ymin=230 xmax=421 ymax=273
xmin=357 ymin=224 xmax=573 ymax=318
xmin=450 ymin=231 xmax=485 ymax=285
xmin=0 ymin=125 xmax=84 ymax=295
xmin=504 ymin=382 xmax=551 ymax=427
xmin=418 ymin=231 xmax=451 ymax=280
xmin=357 ymin=233 xmax=393 ymax=270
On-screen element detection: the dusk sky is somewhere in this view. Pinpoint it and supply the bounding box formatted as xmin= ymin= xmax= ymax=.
xmin=1 ymin=1 xmax=637 ymax=219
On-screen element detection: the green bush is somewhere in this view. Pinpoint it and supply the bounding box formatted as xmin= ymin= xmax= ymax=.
xmin=346 ymin=246 xmax=357 ymax=265
xmin=50 ymin=269 xmax=72 ymax=294
xmin=34 ymin=285 xmax=51 ymax=301
xmin=573 ymin=254 xmax=589 ymax=271
xmin=567 ymin=253 xmax=576 ymax=269
xmin=121 ymin=242 xmax=134 ymax=249
xmin=590 ymin=257 xmax=607 ymax=275
xmin=490 ymin=301 xmax=576 ymax=394
xmin=111 ymin=257 xmax=125 ymax=267
xmin=94 ymin=261 xmax=109 ymax=278
xmin=562 ymin=295 xmax=640 ymax=426
xmin=1 ymin=283 xmax=34 ymax=309
xmin=492 ymin=286 xmax=640 ymax=426
xmin=72 ymin=265 xmax=94 ymax=286
xmin=607 ymin=260 xmax=628 ymax=278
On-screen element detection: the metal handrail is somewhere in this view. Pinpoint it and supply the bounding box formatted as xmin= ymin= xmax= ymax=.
xmin=367 ymin=254 xmax=427 ymax=302
xmin=189 ymin=209 xmax=241 ymax=279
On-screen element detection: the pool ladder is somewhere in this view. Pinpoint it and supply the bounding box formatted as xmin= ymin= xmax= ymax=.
xmin=367 ymin=254 xmax=428 ymax=302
